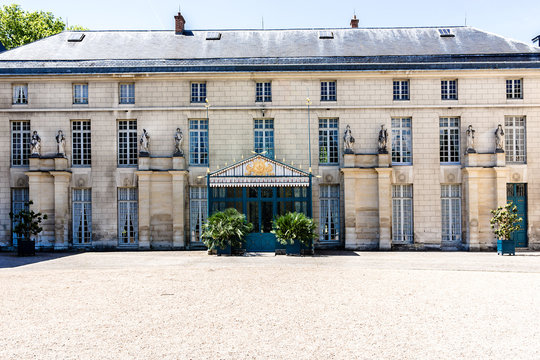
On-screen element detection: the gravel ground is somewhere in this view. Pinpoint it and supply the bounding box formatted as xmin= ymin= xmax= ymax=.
xmin=1 ymin=251 xmax=539 ymax=360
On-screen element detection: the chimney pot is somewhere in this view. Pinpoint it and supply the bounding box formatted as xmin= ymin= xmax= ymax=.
xmin=174 ymin=12 xmax=186 ymax=35
xmin=350 ymin=15 xmax=359 ymax=29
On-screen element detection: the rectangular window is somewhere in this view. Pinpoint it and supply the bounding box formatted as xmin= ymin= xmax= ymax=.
xmin=191 ymin=83 xmax=207 ymax=103
xmin=506 ymin=79 xmax=522 ymax=99
xmin=441 ymin=80 xmax=458 ymax=100
xmin=118 ymin=188 xmax=138 ymax=246
xmin=441 ymin=185 xmax=461 ymax=243
xmin=439 ymin=117 xmax=460 ymax=164
xmin=73 ymin=189 xmax=92 ymax=245
xmin=319 ymin=118 xmax=339 ymax=165
xmin=11 ymin=188 xmax=29 ymax=246
xmin=254 ymin=119 xmax=274 ymax=158
xmin=505 ymin=116 xmax=526 ymax=163
xmin=72 ymin=120 xmax=91 ymax=166
xmin=73 ymin=84 xmax=88 ymax=104
xmin=189 ymin=119 xmax=209 ymax=165
xmin=321 ymin=81 xmax=337 ymax=101
xmin=392 ymin=185 xmax=413 ymax=244
xmin=256 ymin=82 xmax=272 ymax=102
xmin=11 ymin=121 xmax=30 ymax=167
xmin=118 ymin=120 xmax=138 ymax=166
xmin=13 ymin=84 xmax=28 ymax=104
xmin=393 ymin=80 xmax=409 ymax=100
xmin=190 ymin=187 xmax=207 ymax=245
xmin=320 ymin=185 xmax=340 ymax=243
xmin=391 ymin=117 xmax=412 ymax=165
xmin=119 ymin=83 xmax=135 ymax=104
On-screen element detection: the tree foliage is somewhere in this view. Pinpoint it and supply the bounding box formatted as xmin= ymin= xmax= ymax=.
xmin=490 ymin=202 xmax=522 ymax=241
xmin=271 ymin=212 xmax=317 ymax=246
xmin=9 ymin=200 xmax=47 ymax=242
xmin=0 ymin=4 xmax=87 ymax=50
xmin=202 ymin=208 xmax=253 ymax=250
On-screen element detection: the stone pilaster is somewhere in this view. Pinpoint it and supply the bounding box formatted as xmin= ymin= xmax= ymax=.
xmin=376 ymin=168 xmax=392 ymax=250
xmin=169 ymin=170 xmax=188 ymax=249
xmin=136 ymin=172 xmax=151 ymax=249
xmin=494 ymin=167 xmax=509 ymax=208
xmin=463 ymin=168 xmax=480 ymax=251
xmin=341 ymin=168 xmax=357 ymax=249
xmin=51 ymin=171 xmax=71 ymax=250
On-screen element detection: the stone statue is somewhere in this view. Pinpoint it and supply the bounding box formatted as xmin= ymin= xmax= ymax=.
xmin=174 ymin=128 xmax=183 ymax=156
xmin=466 ymin=125 xmax=476 ymax=153
xmin=343 ymin=125 xmax=355 ymax=154
xmin=378 ymin=125 xmax=388 ymax=154
xmin=30 ymin=130 xmax=41 ymax=157
xmin=140 ymin=129 xmax=150 ymax=155
xmin=56 ymin=130 xmax=66 ymax=157
xmin=495 ymin=124 xmax=505 ymax=153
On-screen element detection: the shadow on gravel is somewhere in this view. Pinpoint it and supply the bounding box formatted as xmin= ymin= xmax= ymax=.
xmin=0 ymin=252 xmax=79 ymax=269
xmin=314 ymin=250 xmax=360 ymax=257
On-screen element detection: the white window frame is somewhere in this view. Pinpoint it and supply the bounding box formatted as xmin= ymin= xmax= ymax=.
xmin=319 ymin=118 xmax=339 ymax=165
xmin=254 ymin=119 xmax=274 ymax=158
xmin=118 ymin=120 xmax=138 ymax=166
xmin=506 ymin=79 xmax=522 ymax=99
xmin=72 ymin=189 xmax=92 ymax=245
xmin=191 ymin=82 xmax=207 ymax=103
xmin=320 ymin=185 xmax=340 ymax=243
xmin=392 ymin=185 xmax=413 ymax=244
xmin=13 ymin=84 xmax=28 ymax=105
xmin=119 ymin=83 xmax=135 ymax=104
xmin=255 ymin=82 xmax=272 ymax=102
xmin=11 ymin=188 xmax=29 ymax=246
xmin=189 ymin=119 xmax=209 ymax=165
xmin=505 ymin=116 xmax=526 ymax=164
xmin=391 ymin=117 xmax=412 ymax=165
xmin=73 ymin=84 xmax=88 ymax=104
xmin=190 ymin=187 xmax=207 ymax=245
xmin=11 ymin=121 xmax=30 ymax=167
xmin=118 ymin=188 xmax=138 ymax=246
xmin=439 ymin=117 xmax=460 ymax=164
xmin=320 ymin=81 xmax=337 ymax=101
xmin=393 ymin=80 xmax=409 ymax=101
xmin=441 ymin=185 xmax=461 ymax=243
xmin=441 ymin=80 xmax=458 ymax=100
xmin=72 ymin=120 xmax=91 ymax=166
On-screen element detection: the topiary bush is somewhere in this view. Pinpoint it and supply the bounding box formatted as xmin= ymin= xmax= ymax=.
xmin=490 ymin=202 xmax=522 ymax=241
xmin=202 ymin=208 xmax=253 ymax=250
xmin=271 ymin=212 xmax=316 ymax=247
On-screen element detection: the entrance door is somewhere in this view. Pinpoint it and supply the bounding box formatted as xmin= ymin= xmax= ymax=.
xmin=507 ymin=183 xmax=528 ymax=247
xmin=244 ymin=188 xmax=277 ymax=252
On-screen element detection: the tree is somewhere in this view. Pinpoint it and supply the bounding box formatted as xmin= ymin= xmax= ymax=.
xmin=0 ymin=4 xmax=87 ymax=50
xmin=490 ymin=202 xmax=522 ymax=241
xmin=9 ymin=200 xmax=47 ymax=243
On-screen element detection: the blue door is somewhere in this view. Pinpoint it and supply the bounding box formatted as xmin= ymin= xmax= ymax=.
xmin=244 ymin=191 xmax=277 ymax=252
xmin=507 ymin=183 xmax=528 ymax=247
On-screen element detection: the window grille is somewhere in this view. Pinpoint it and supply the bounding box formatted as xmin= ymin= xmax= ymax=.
xmin=191 ymin=83 xmax=207 ymax=103
xmin=119 ymin=83 xmax=135 ymax=104
xmin=391 ymin=118 xmax=412 ymax=165
xmin=256 ymin=82 xmax=272 ymax=102
xmin=72 ymin=120 xmax=91 ymax=166
xmin=506 ymin=79 xmax=522 ymax=99
xmin=505 ymin=116 xmax=526 ymax=163
xmin=73 ymin=84 xmax=88 ymax=104
xmin=441 ymin=80 xmax=458 ymax=100
xmin=190 ymin=187 xmax=207 ymax=245
xmin=189 ymin=119 xmax=209 ymax=165
xmin=392 ymin=185 xmax=413 ymax=244
xmin=13 ymin=84 xmax=28 ymax=104
xmin=254 ymin=119 xmax=274 ymax=158
xmin=319 ymin=118 xmax=339 ymax=165
xmin=118 ymin=120 xmax=138 ymax=166
xmin=11 ymin=188 xmax=29 ymax=246
xmin=320 ymin=185 xmax=340 ymax=242
xmin=11 ymin=121 xmax=30 ymax=166
xmin=393 ymin=80 xmax=409 ymax=100
xmin=439 ymin=117 xmax=460 ymax=164
xmin=118 ymin=188 xmax=138 ymax=246
xmin=441 ymin=185 xmax=461 ymax=243
xmin=320 ymin=81 xmax=336 ymax=101
xmin=73 ymin=189 xmax=92 ymax=245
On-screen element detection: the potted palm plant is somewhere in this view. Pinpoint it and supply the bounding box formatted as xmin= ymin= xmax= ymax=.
xmin=202 ymin=208 xmax=253 ymax=255
xmin=9 ymin=200 xmax=47 ymax=256
xmin=271 ymin=212 xmax=316 ymax=255
xmin=490 ymin=202 xmax=522 ymax=256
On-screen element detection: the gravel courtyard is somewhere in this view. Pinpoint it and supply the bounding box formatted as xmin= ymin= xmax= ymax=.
xmin=1 ymin=251 xmax=539 ymax=360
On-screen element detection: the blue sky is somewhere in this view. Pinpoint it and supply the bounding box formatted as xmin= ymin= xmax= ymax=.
xmin=7 ymin=0 xmax=540 ymax=45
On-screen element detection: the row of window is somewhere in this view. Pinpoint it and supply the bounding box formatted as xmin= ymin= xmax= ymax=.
xmin=10 ymin=78 xmax=525 ymax=105
xmin=10 ymin=116 xmax=527 ymax=168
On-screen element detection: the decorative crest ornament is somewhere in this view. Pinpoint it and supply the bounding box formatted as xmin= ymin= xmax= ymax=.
xmin=245 ymin=158 xmax=274 ymax=176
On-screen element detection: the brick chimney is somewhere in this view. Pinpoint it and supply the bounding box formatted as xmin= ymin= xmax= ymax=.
xmin=350 ymin=15 xmax=359 ymax=29
xmin=174 ymin=12 xmax=185 ymax=34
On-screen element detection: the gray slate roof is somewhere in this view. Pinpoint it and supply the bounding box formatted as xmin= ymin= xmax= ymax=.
xmin=0 ymin=27 xmax=539 ymax=74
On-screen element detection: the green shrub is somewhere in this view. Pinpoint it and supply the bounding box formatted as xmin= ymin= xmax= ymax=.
xmin=9 ymin=200 xmax=47 ymax=242
xmin=271 ymin=212 xmax=316 ymax=246
xmin=202 ymin=208 xmax=253 ymax=250
xmin=490 ymin=202 xmax=522 ymax=241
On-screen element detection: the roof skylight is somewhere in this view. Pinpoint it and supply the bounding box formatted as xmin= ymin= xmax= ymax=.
xmin=206 ymin=32 xmax=222 ymax=40
xmin=67 ymin=33 xmax=85 ymax=42
xmin=319 ymin=31 xmax=334 ymax=39
xmin=438 ymin=29 xmax=455 ymax=38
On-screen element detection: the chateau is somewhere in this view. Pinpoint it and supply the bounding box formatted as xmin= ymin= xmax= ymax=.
xmin=1 ymin=13 xmax=540 ymax=251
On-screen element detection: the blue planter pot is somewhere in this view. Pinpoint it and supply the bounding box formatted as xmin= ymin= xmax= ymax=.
xmin=497 ymin=239 xmax=515 ymax=256
xmin=284 ymin=240 xmax=313 ymax=255
xmin=217 ymin=244 xmax=232 ymax=256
